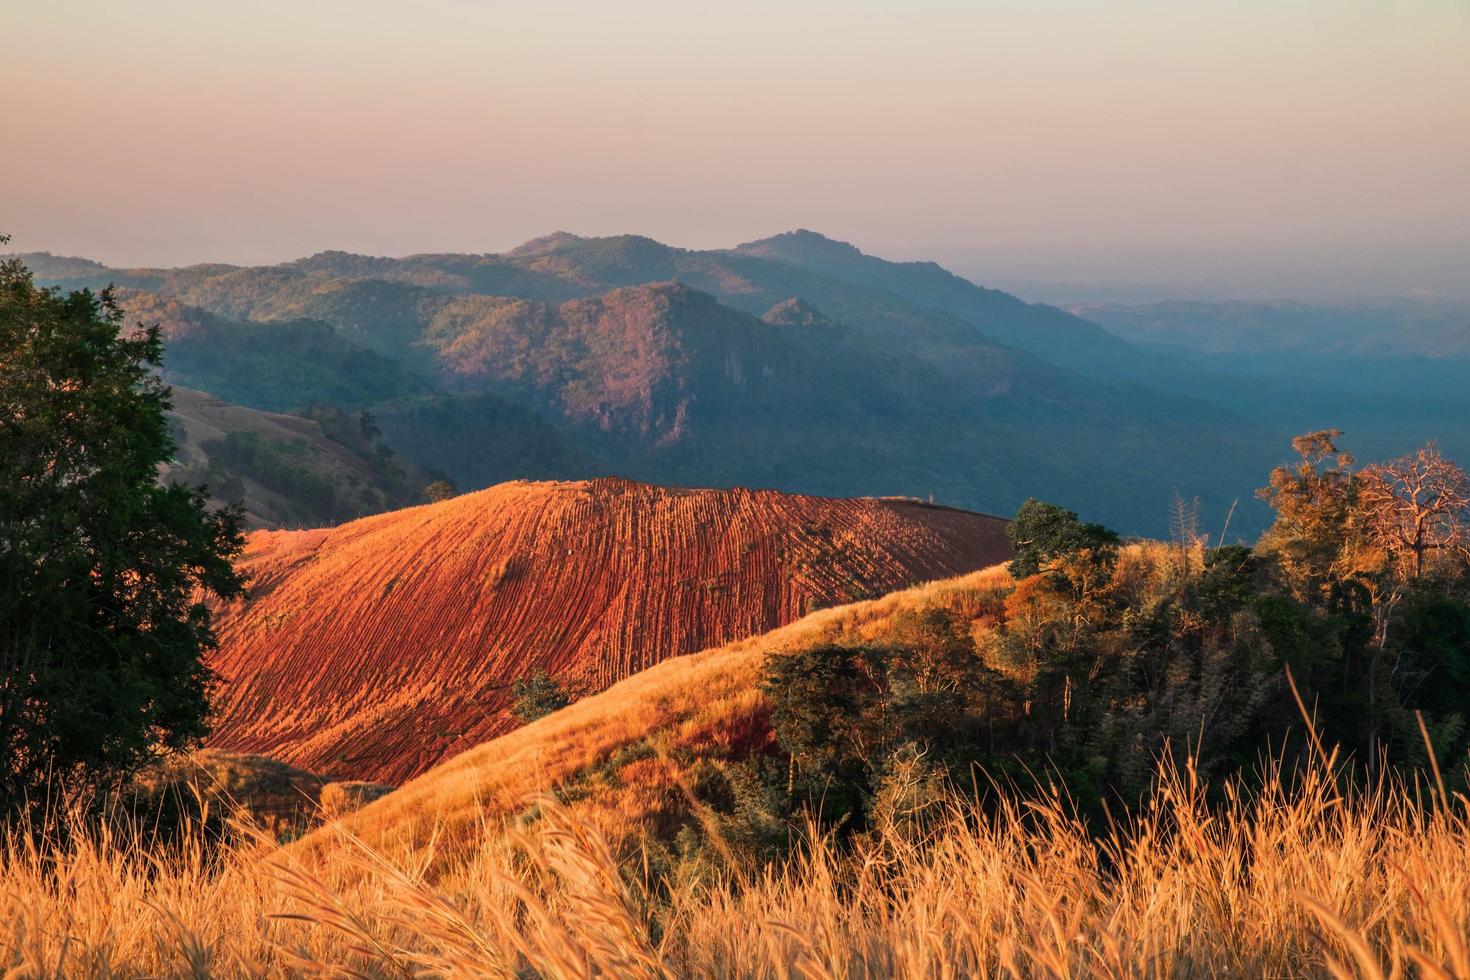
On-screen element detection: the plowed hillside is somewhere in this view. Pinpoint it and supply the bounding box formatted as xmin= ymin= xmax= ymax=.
xmin=296 ymin=565 xmax=1014 ymax=866
xmin=207 ymin=478 xmax=1009 ymax=783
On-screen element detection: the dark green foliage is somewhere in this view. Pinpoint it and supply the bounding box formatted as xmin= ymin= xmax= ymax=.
xmin=162 ymin=317 xmax=426 ymax=412
xmin=371 ymin=392 xmax=595 ymax=492
xmin=300 ymin=405 xmax=406 ymax=481
xmin=104 ymin=290 xmax=428 ymax=414
xmin=1006 ymin=498 xmax=1120 ymax=577
xmin=425 ymin=480 xmax=456 ymax=503
xmin=763 ymin=644 xmax=877 ymax=774
xmin=202 ymin=431 xmax=346 ymax=519
xmin=761 ymin=644 xmax=878 ymax=829
xmin=759 ymin=613 xmax=1027 ymax=835
xmin=1196 ymin=545 xmax=1263 ymax=618
xmin=739 ymin=484 xmax=1470 ymax=853
xmin=0 ymin=254 xmax=243 ymax=821
xmin=1399 ymin=591 xmax=1470 ymax=714
xmin=510 ymin=671 xmax=571 ymax=724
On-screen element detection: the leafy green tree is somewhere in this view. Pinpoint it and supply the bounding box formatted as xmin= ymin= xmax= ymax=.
xmin=1256 ymin=429 xmax=1362 ymax=599
xmin=1006 ymin=498 xmax=1119 ymax=578
xmin=510 ymin=670 xmax=570 ymax=723
xmin=761 ymin=644 xmax=889 ymax=830
xmin=0 ymin=251 xmax=244 ymax=819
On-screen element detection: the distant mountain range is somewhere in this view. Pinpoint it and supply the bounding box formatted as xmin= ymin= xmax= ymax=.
xmin=17 ymin=232 xmax=1470 ymax=536
xmin=1074 ymin=299 xmax=1470 ymax=361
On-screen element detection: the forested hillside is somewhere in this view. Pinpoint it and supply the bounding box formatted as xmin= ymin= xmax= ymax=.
xmin=23 ymin=237 xmax=1467 ymax=537
xmin=17 ymin=239 xmax=1268 ymax=535
xmin=164 ymin=387 xmax=425 ymax=528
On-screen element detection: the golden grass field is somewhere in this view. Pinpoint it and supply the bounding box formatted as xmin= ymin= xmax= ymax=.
xmin=5 ymin=567 xmax=1470 ymax=977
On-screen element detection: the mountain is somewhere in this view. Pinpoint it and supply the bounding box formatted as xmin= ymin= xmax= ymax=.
xmin=732 ymin=230 xmax=1150 ymax=380
xmin=408 ymin=280 xmax=1265 ymax=530
xmin=1068 ymin=298 xmax=1470 ymax=469
xmin=204 ymin=478 xmax=1011 ymax=783
xmin=164 ymin=387 xmax=425 ymax=528
xmin=14 ymin=241 xmax=1281 ymax=534
xmin=1073 ymin=298 xmax=1470 ymax=361
xmin=16 ymin=237 xmax=1145 ymax=377
xmin=117 ymin=290 xmax=429 ymax=412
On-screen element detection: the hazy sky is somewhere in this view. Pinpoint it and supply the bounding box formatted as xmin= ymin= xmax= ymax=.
xmin=4 ymin=0 xmax=1468 ymax=299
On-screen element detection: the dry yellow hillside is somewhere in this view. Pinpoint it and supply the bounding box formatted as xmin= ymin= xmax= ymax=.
xmin=297 ymin=564 xmax=1015 ymax=866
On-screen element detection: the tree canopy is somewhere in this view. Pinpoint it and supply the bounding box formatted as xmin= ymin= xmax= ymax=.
xmin=745 ymin=432 xmax=1470 ymax=843
xmin=1005 ymin=497 xmax=1120 ymax=578
xmin=0 ymin=251 xmax=243 ymax=819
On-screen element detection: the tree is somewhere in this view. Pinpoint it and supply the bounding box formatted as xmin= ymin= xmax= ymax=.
xmin=1 ymin=252 xmax=244 ymax=819
xmin=1005 ymin=498 xmax=1119 ymax=579
xmin=763 ymin=645 xmax=885 ymax=777
xmin=510 ymin=670 xmax=570 ymax=723
xmin=358 ymin=410 xmax=381 ymax=443
xmin=1256 ymin=430 xmax=1364 ymax=598
xmin=1355 ymin=443 xmax=1469 ymax=580
xmin=425 ymin=480 xmax=457 ymax=503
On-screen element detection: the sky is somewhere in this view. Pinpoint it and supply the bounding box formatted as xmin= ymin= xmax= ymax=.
xmin=3 ymin=0 xmax=1468 ymax=300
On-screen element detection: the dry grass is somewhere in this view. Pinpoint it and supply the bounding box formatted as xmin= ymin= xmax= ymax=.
xmin=6 ymin=565 xmax=1470 ymax=977
xmin=4 ymin=756 xmax=1470 ymax=977
xmin=300 ymin=566 xmax=1016 ymax=864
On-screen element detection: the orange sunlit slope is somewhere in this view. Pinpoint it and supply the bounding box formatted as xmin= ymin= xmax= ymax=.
xmin=206 ymin=478 xmax=1009 ymax=783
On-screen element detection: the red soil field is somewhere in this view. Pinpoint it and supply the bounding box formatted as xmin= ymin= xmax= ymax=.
xmin=206 ymin=478 xmax=1010 ymax=783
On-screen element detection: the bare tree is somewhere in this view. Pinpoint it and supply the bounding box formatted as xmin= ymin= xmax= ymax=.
xmin=1347 ymin=444 xmax=1470 ymax=768
xmin=1356 ymin=443 xmax=1470 ymax=580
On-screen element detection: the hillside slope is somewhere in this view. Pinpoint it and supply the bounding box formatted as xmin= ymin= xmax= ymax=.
xmin=165 ymin=387 xmax=423 ymax=528
xmin=207 ymin=479 xmax=1010 ymax=783
xmin=298 ymin=564 xmax=1011 ymax=862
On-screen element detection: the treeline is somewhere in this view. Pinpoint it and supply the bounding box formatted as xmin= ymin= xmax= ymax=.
xmin=694 ymin=430 xmax=1470 ymax=858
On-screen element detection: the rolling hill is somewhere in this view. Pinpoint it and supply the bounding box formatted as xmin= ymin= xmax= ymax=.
xmin=205 ymin=478 xmax=1011 ymax=783
xmin=164 ymin=387 xmax=425 ymax=528
xmin=293 ymin=563 xmax=1012 ymax=862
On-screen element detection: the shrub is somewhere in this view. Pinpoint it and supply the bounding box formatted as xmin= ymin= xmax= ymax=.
xmin=1006 ymin=497 xmax=1120 ymax=578
xmin=511 ymin=671 xmax=571 ymax=723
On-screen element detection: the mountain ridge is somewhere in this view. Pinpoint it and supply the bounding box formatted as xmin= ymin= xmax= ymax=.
xmin=13 ymin=238 xmax=1272 ymax=534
